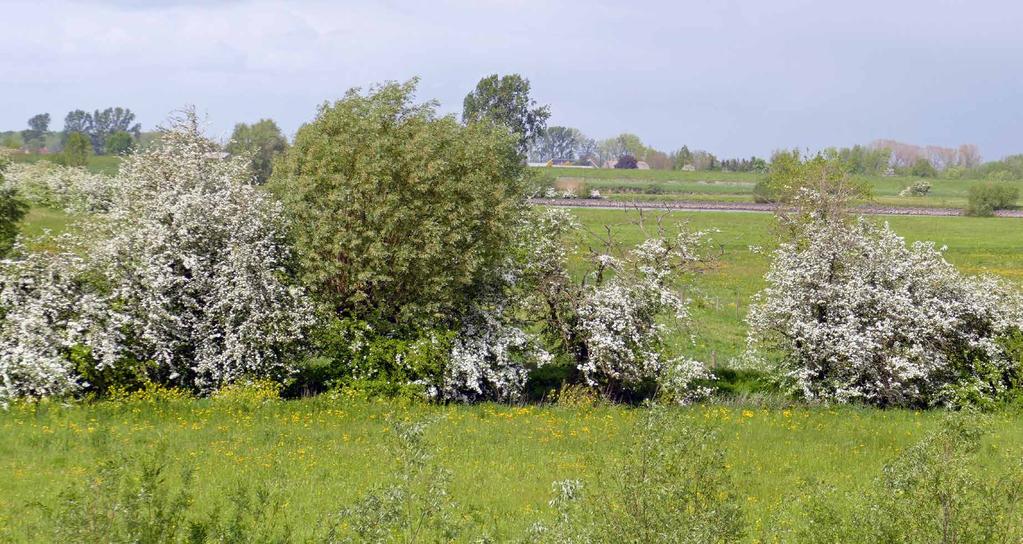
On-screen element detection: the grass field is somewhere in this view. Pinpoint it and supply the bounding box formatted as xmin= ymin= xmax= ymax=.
xmin=536 ymin=166 xmax=1021 ymax=209
xmin=1 ymin=394 xmax=1021 ymax=541
xmin=6 ymin=206 xmax=1023 ymax=541
xmin=8 ymin=153 xmax=121 ymax=176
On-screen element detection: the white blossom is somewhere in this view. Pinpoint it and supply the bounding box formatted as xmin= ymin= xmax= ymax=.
xmin=89 ymin=111 xmax=313 ymax=391
xmin=747 ymin=217 xmax=1023 ymax=407
xmin=0 ymin=111 xmax=313 ymax=400
xmin=3 ymin=161 xmax=118 ymax=214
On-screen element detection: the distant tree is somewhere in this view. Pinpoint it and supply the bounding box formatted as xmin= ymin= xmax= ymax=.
xmin=598 ymin=134 xmax=646 ymax=165
xmin=21 ymin=113 xmax=50 ymax=150
xmin=615 ymin=155 xmax=638 ymax=169
xmin=530 ymin=126 xmax=583 ymax=162
xmin=926 ymin=145 xmax=958 ymax=171
xmin=62 ymin=107 xmax=141 ymax=154
xmin=909 ymin=157 xmax=938 ymax=178
xmin=689 ymin=149 xmax=718 ymax=171
xmin=672 ymin=145 xmax=694 ymax=169
xmin=644 ymin=149 xmax=672 ymax=170
xmin=62 ymin=110 xmax=93 ymax=146
xmin=226 ymin=119 xmax=288 ymax=184
xmin=63 ymin=132 xmax=92 ymax=167
xmin=104 ymin=131 xmax=135 ymax=155
xmin=957 ymin=144 xmax=981 ymax=169
xmin=2 ymin=135 xmax=19 ymax=149
xmin=576 ymin=137 xmax=598 ymax=163
xmin=91 ymin=107 xmax=141 ymax=154
xmin=463 ymin=73 xmax=550 ymax=153
xmin=0 ymin=158 xmax=28 ymax=256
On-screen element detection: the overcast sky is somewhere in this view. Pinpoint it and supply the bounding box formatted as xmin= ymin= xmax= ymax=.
xmin=2 ymin=0 xmax=1021 ymax=159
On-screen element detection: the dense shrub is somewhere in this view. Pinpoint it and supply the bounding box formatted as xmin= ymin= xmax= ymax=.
xmin=519 ymin=208 xmax=714 ymax=402
xmin=3 ymin=161 xmax=117 ymax=213
xmin=0 ymin=244 xmax=113 ymax=404
xmin=272 ymin=79 xmax=526 ymax=332
xmin=747 ymin=217 xmax=1023 ymax=407
xmin=752 ymin=180 xmax=777 ymax=203
xmin=89 ymin=111 xmax=313 ymax=391
xmin=965 ymin=181 xmax=1018 ymax=216
xmin=909 ymin=157 xmax=938 ymax=177
xmin=0 ymin=112 xmax=312 ymax=401
xmin=614 ymin=154 xmax=638 ymax=169
xmin=0 ymin=157 xmax=28 ymax=256
xmin=899 ymin=180 xmax=932 ymax=197
xmin=63 ymin=132 xmax=92 ymax=167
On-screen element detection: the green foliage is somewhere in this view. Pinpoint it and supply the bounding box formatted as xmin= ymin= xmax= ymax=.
xmin=104 ymin=130 xmax=135 ymax=155
xmin=965 ymin=181 xmax=1019 ymax=216
xmin=2 ymin=134 xmax=20 ymax=149
xmin=70 ymin=345 xmax=153 ymax=398
xmin=765 ymin=150 xmax=870 ymax=228
xmin=824 ymin=144 xmax=892 ymax=175
xmin=463 ymin=73 xmax=550 ymax=153
xmin=768 ymin=413 xmax=1023 ymax=543
xmin=225 ymin=119 xmax=287 ymax=184
xmin=0 ymin=158 xmax=28 ymax=256
xmin=63 ymin=132 xmax=92 ymax=167
xmin=273 ymin=79 xmax=526 ymax=331
xmin=528 ymin=406 xmax=745 ymax=543
xmin=21 ymin=113 xmax=50 ymax=150
xmin=977 ymin=154 xmax=1023 ymax=181
xmin=325 ymin=420 xmax=465 ymax=542
xmin=910 ymin=157 xmax=938 ymax=177
xmin=614 ymin=154 xmax=638 ymax=169
xmin=307 ymin=316 xmax=454 ymax=399
xmin=751 ymin=180 xmax=777 ymax=203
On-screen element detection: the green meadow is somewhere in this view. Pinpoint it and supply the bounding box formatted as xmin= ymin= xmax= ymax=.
xmin=537 ymin=166 xmax=1017 ymax=209
xmin=3 ymin=205 xmax=1022 ymax=542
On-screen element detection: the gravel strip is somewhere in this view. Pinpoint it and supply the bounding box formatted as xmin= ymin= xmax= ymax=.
xmin=530 ymin=199 xmax=1023 ymax=218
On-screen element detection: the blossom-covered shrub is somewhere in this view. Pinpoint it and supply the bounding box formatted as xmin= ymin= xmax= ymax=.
xmin=747 ymin=217 xmax=1023 ymax=407
xmin=899 ymin=180 xmax=932 ymax=197
xmin=88 ymin=111 xmax=313 ymax=391
xmin=441 ymin=292 xmax=550 ymax=403
xmin=0 ymin=242 xmax=117 ymax=404
xmin=0 ymin=112 xmax=312 ymax=401
xmin=520 ymin=208 xmax=713 ymax=402
xmin=3 ymin=161 xmax=117 ymax=214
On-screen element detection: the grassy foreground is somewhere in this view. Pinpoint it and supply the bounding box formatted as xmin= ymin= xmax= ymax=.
xmin=1 ymin=394 xmax=1021 ymax=542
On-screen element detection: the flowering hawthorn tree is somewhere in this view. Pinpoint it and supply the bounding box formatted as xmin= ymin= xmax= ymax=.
xmin=0 ymin=242 xmax=118 ymax=404
xmin=0 ymin=111 xmax=312 ymax=401
xmin=90 ymin=111 xmax=313 ymax=391
xmin=747 ymin=217 xmax=1023 ymax=407
xmin=441 ymin=290 xmax=550 ymax=402
xmin=519 ymin=208 xmax=714 ymax=402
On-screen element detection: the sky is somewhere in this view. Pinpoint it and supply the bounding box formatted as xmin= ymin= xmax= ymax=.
xmin=2 ymin=0 xmax=1022 ymax=160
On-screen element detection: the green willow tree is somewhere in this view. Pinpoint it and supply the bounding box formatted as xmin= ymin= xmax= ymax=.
xmin=272 ymin=79 xmax=526 ymax=330
xmin=462 ymin=73 xmax=549 ymax=153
